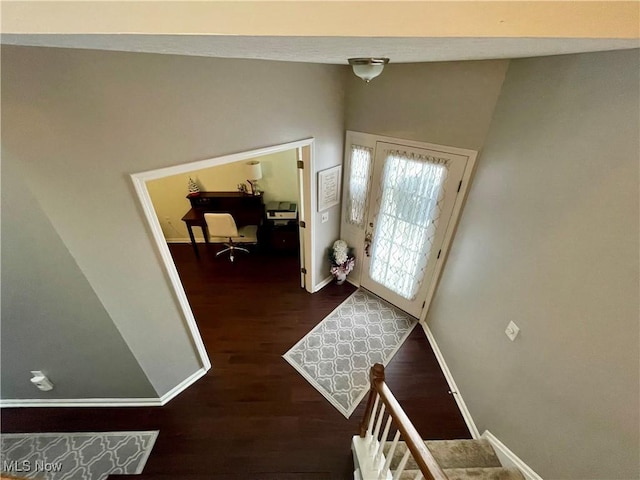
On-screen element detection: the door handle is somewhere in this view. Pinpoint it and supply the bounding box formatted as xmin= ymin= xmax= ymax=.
xmin=364 ymin=222 xmax=374 ymax=257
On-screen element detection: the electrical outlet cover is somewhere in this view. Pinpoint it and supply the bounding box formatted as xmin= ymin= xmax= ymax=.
xmin=505 ymin=321 xmax=520 ymax=341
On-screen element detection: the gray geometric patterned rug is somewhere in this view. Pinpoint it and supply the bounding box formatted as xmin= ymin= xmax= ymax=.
xmin=0 ymin=431 xmax=158 ymax=480
xmin=283 ymin=289 xmax=417 ymax=418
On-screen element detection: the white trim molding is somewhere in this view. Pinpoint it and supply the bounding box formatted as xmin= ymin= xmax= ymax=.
xmin=130 ymin=138 xmax=316 ymax=373
xmin=130 ymin=173 xmax=212 ymax=372
xmin=346 ymin=277 xmax=360 ymax=288
xmin=482 ymin=431 xmax=543 ymax=480
xmin=300 ymin=142 xmax=316 ymax=293
xmin=158 ymin=367 xmax=207 ymax=405
xmin=420 ymin=323 xmax=480 ymax=438
xmin=313 ymin=272 xmax=359 ymax=292
xmin=313 ymin=275 xmax=335 ymax=292
xmin=339 ymin=130 xmax=477 ymax=320
xmin=166 ymin=237 xmax=205 ymax=244
xmin=0 ymin=397 xmax=162 ymax=408
xmin=134 ymin=138 xmax=315 ymax=182
xmin=0 ymin=367 xmax=208 ymax=408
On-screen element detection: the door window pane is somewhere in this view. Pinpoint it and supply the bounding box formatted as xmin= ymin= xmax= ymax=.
xmin=370 ymin=150 xmax=449 ymax=299
xmin=346 ymin=145 xmax=373 ymax=227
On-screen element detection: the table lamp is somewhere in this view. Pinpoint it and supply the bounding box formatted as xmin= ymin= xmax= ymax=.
xmin=246 ymin=161 xmax=263 ymax=195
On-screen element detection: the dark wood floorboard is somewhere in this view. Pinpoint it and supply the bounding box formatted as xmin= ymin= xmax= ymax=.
xmin=1 ymin=244 xmax=470 ymax=479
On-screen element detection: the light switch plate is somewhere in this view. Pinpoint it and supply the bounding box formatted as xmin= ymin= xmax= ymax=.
xmin=321 ymin=212 xmax=329 ymax=223
xmin=505 ymin=321 xmax=520 ymax=341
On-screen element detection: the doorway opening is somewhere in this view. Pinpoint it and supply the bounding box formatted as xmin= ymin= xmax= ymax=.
xmin=130 ymin=139 xmax=316 ymax=371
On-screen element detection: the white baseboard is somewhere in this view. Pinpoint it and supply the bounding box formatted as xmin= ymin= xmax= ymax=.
xmin=0 ymin=367 xmax=209 ymax=408
xmin=420 ymin=323 xmax=480 ymax=438
xmin=159 ymin=367 xmax=208 ymax=405
xmin=313 ymin=275 xmax=335 ymax=292
xmin=346 ymin=277 xmax=360 ymax=288
xmin=0 ymin=397 xmax=162 ymax=408
xmin=166 ymin=238 xmax=204 ymax=244
xmin=482 ymin=431 xmax=543 ymax=480
xmin=314 ymin=275 xmax=361 ymax=292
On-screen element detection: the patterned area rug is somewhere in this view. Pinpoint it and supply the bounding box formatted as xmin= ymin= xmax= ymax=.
xmin=283 ymin=289 xmax=417 ymax=418
xmin=0 ymin=431 xmax=158 ymax=480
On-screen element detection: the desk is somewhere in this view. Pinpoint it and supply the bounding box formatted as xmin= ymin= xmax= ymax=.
xmin=181 ymin=208 xmax=209 ymax=258
xmin=267 ymin=220 xmax=300 ymax=254
xmin=181 ymin=192 xmax=264 ymax=258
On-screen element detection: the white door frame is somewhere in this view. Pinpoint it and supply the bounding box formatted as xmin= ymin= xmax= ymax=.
xmin=360 ymin=141 xmax=469 ymax=318
xmin=340 ymin=131 xmax=477 ymax=323
xmin=130 ymin=138 xmax=316 ymax=372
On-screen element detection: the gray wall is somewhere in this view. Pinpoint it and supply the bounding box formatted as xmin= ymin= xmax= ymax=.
xmin=1 ymin=155 xmax=156 ymax=399
xmin=346 ymin=60 xmax=509 ymax=151
xmin=426 ymin=49 xmax=640 ymax=479
xmin=1 ymin=46 xmax=346 ymax=397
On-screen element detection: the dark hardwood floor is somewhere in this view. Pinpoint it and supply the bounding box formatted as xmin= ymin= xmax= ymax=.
xmin=1 ymin=244 xmax=470 ymax=479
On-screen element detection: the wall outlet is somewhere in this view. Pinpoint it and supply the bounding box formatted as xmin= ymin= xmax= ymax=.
xmin=321 ymin=212 xmax=329 ymax=223
xmin=30 ymin=371 xmax=54 ymax=391
xmin=505 ymin=321 xmax=520 ymax=341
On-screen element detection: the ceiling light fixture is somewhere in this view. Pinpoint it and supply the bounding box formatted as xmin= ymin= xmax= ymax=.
xmin=348 ymin=58 xmax=390 ymax=83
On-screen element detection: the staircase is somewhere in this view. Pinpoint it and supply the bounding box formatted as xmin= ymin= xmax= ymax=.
xmin=352 ymin=364 xmax=526 ymax=480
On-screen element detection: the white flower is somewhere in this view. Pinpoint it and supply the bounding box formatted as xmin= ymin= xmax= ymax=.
xmin=333 ymin=240 xmax=349 ymax=265
xmin=333 ymin=239 xmax=347 ymax=250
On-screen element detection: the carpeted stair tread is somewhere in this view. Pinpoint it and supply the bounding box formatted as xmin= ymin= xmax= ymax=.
xmin=427 ymin=440 xmax=502 ymax=469
xmin=397 ymin=467 xmax=524 ymax=480
xmin=384 ymin=439 xmax=502 ymax=470
xmin=395 ymin=470 xmax=426 ymax=480
xmin=443 ymin=467 xmax=526 ymax=480
xmin=395 ymin=470 xmax=431 ymax=480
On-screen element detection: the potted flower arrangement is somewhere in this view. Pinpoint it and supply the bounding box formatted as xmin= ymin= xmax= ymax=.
xmin=329 ymin=239 xmax=355 ymax=285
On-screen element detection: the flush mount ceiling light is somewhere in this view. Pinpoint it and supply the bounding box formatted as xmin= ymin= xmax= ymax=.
xmin=348 ymin=58 xmax=390 ymax=83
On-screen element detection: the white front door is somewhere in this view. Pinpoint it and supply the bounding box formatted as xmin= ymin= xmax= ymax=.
xmin=356 ymin=141 xmax=470 ymax=318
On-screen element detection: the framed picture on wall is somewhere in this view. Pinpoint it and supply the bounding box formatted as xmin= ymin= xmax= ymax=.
xmin=318 ymin=165 xmax=342 ymax=212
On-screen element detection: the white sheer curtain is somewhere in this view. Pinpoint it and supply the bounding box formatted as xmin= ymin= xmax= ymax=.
xmin=346 ymin=145 xmax=373 ymax=227
xmin=370 ymin=150 xmax=449 ymax=300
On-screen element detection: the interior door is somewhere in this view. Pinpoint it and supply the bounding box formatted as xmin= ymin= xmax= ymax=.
xmin=359 ymin=142 xmax=469 ymax=317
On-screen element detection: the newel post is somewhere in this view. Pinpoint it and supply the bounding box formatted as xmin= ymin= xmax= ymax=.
xmin=358 ymin=363 xmax=386 ymax=438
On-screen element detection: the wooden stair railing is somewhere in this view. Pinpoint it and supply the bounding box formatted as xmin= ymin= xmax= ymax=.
xmin=355 ymin=364 xmax=448 ymax=480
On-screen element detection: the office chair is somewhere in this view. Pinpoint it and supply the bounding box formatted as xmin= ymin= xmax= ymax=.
xmin=204 ymin=213 xmax=258 ymax=262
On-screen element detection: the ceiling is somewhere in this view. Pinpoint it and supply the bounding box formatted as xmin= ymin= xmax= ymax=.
xmin=2 ymin=34 xmax=638 ymax=64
